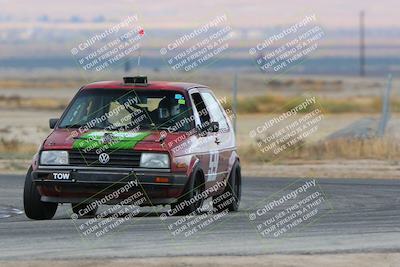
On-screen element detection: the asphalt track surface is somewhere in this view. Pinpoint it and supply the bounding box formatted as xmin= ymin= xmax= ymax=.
xmin=0 ymin=174 xmax=400 ymax=260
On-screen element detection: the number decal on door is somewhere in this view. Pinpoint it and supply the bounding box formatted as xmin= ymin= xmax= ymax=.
xmin=207 ymin=151 xmax=219 ymax=181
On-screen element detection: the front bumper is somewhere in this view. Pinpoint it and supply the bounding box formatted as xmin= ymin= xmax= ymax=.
xmin=32 ymin=165 xmax=188 ymax=205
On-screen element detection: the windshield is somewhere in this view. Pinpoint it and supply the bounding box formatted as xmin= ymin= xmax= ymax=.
xmin=58 ymin=89 xmax=192 ymax=131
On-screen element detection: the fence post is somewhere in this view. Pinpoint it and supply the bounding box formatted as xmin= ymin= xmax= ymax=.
xmin=378 ymin=74 xmax=393 ymax=137
xmin=232 ymin=73 xmax=238 ymax=135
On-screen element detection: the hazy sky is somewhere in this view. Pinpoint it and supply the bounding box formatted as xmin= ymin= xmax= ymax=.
xmin=1 ymin=0 xmax=399 ymax=28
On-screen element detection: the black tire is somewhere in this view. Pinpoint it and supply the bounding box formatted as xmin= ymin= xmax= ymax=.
xmin=23 ymin=167 xmax=58 ymax=220
xmin=213 ymin=161 xmax=241 ymax=212
xmin=171 ymin=168 xmax=205 ymax=216
xmin=71 ymin=203 xmax=98 ymax=218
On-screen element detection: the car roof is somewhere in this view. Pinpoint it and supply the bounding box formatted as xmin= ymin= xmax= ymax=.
xmin=82 ymin=80 xmax=209 ymax=92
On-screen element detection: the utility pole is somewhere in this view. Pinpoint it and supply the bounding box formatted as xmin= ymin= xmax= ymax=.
xmin=359 ymin=10 xmax=365 ymax=77
xmin=232 ymin=73 xmax=238 ymax=134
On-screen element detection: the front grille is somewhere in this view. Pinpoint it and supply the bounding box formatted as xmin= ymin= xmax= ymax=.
xmin=69 ymin=150 xmax=141 ymax=168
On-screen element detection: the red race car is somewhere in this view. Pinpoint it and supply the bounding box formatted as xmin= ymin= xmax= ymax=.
xmin=23 ymin=76 xmax=241 ymax=220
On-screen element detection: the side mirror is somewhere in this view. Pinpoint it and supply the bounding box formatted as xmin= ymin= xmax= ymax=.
xmin=49 ymin=118 xmax=59 ymax=129
xmin=209 ymin=122 xmax=219 ymax=132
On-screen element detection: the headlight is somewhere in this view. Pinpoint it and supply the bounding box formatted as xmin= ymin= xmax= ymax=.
xmin=40 ymin=151 xmax=69 ymax=165
xmin=140 ymin=153 xmax=169 ymax=168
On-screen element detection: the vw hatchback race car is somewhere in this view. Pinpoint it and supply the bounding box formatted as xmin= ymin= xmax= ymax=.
xmin=24 ymin=76 xmax=241 ymax=220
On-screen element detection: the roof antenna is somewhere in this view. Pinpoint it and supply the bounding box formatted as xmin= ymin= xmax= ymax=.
xmin=124 ymin=58 xmax=131 ymax=73
xmin=136 ymin=28 xmax=145 ymax=75
xmin=137 ymin=46 xmax=141 ymax=74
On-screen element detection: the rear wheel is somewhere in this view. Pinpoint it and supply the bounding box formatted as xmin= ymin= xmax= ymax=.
xmin=23 ymin=167 xmax=58 ymax=220
xmin=213 ymin=161 xmax=241 ymax=212
xmin=171 ymin=169 xmax=205 ymax=216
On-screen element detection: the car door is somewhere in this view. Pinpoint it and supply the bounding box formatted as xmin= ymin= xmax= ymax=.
xmin=199 ymin=90 xmax=234 ymax=187
xmin=188 ymin=89 xmax=221 ymax=190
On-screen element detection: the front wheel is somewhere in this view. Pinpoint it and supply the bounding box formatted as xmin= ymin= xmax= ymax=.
xmin=171 ymin=169 xmax=205 ymax=216
xmin=213 ymin=161 xmax=241 ymax=212
xmin=23 ymin=167 xmax=58 ymax=220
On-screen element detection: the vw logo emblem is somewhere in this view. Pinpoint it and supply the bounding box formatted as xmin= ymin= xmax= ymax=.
xmin=98 ymin=153 xmax=110 ymax=164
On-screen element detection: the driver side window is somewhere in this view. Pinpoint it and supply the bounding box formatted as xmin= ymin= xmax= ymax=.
xmin=191 ymin=92 xmax=210 ymax=128
xmin=200 ymin=92 xmax=229 ymax=130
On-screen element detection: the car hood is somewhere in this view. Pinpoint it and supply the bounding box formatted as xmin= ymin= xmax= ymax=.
xmin=42 ymin=128 xmax=187 ymax=153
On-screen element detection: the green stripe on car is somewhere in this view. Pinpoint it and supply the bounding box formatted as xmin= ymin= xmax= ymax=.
xmin=72 ymin=131 xmax=150 ymax=151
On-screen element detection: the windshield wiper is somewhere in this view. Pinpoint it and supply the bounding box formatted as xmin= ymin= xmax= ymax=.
xmin=153 ymin=126 xmax=171 ymax=130
xmin=129 ymin=124 xmax=172 ymax=131
xmin=59 ymin=124 xmax=105 ymax=129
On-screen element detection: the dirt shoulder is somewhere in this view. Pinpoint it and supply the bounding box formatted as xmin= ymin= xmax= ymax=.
xmin=1 ymin=253 xmax=399 ymax=267
xmin=242 ymin=159 xmax=400 ymax=179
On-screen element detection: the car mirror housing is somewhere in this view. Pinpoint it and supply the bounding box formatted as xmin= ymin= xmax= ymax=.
xmin=49 ymin=118 xmax=59 ymax=129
